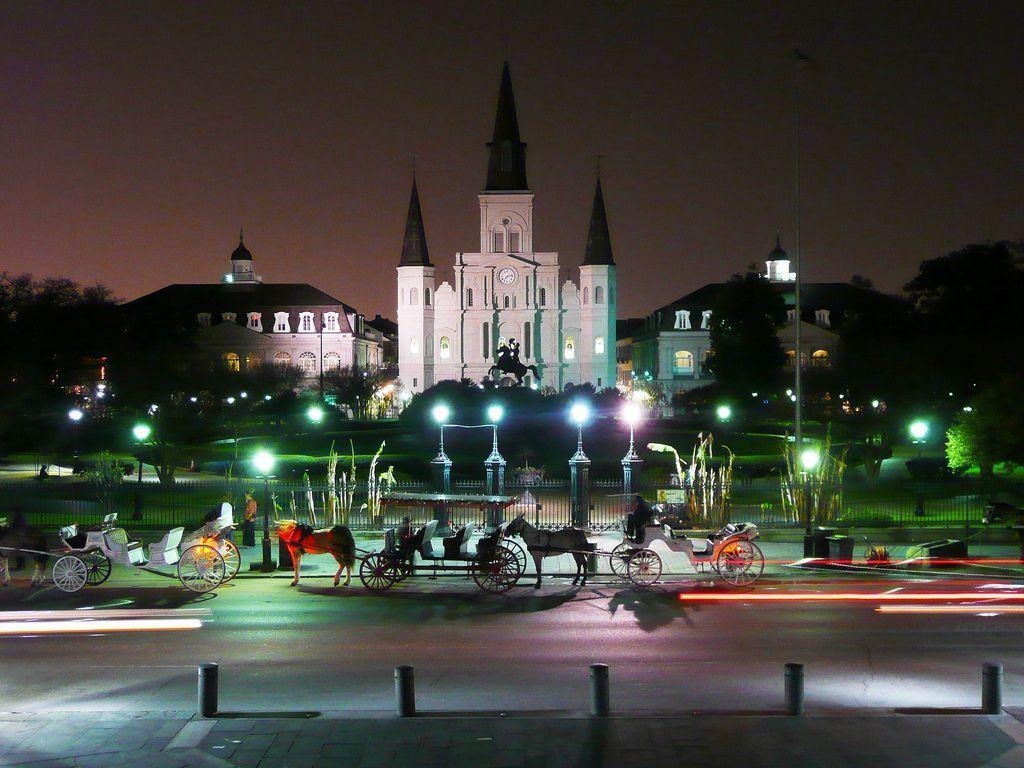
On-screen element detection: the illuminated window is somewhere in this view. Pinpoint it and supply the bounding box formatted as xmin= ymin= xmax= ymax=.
xmin=785 ymin=349 xmax=796 ymax=367
xmin=595 ymin=336 xmax=605 ymax=354
xmin=247 ymin=312 xmax=263 ymax=332
xmin=564 ymin=336 xmax=575 ymax=360
xmin=221 ymin=312 xmax=236 ymax=323
xmin=439 ymin=336 xmax=451 ymax=359
xmin=323 ymin=352 xmax=341 ymax=371
xmin=274 ymin=351 xmax=291 ymax=368
xmin=222 ymin=352 xmax=240 ymax=372
xmin=274 ymin=312 xmax=290 ymax=333
xmin=323 ymin=312 xmax=340 ymax=332
xmin=410 ymin=337 xmax=419 ymax=354
xmin=673 ymin=350 xmax=694 ymax=376
xmin=299 ymin=312 xmax=315 ymax=332
xmin=595 ymin=286 xmax=604 ymax=304
xmin=812 ymin=349 xmax=830 ymax=367
xmin=298 ymin=351 xmax=317 ymax=373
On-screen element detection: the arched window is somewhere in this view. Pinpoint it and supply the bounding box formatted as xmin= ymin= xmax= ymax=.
xmin=424 ymin=287 xmax=431 ymax=306
xmin=564 ymin=336 xmax=575 ymax=360
xmin=410 ymin=287 xmax=418 ymax=306
xmin=673 ymin=350 xmax=694 ymax=376
xmin=583 ymin=287 xmax=589 ymax=305
xmin=503 ymin=295 xmax=510 ymax=309
xmin=812 ymin=349 xmax=830 ymax=367
xmin=274 ymin=351 xmax=291 ymax=368
xmin=466 ymin=288 xmax=474 ymax=307
xmin=595 ymin=286 xmax=604 ymax=304
xmin=323 ymin=352 xmax=341 ymax=371
xmin=222 ymin=352 xmax=240 ymax=372
xmin=539 ymin=287 xmax=547 ymax=307
xmin=785 ymin=349 xmax=796 ymax=367
xmin=410 ymin=337 xmax=419 ymax=354
xmin=439 ymin=336 xmax=451 ymax=359
xmin=245 ymin=353 xmax=262 ymax=371
xmin=298 ymin=351 xmax=317 ymax=373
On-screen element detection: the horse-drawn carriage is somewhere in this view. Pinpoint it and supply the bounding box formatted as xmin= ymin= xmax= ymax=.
xmin=357 ymin=492 xmax=527 ymax=594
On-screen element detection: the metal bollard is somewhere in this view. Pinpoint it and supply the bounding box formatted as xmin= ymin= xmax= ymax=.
xmin=197 ymin=662 xmax=218 ymax=718
xmin=785 ymin=663 xmax=804 ymax=716
xmin=982 ymin=662 xmax=1003 ymax=714
xmin=395 ymin=665 xmax=416 ymax=717
xmin=590 ymin=663 xmax=610 ymax=717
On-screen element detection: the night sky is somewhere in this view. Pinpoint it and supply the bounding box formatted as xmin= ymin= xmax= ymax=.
xmin=2 ymin=1 xmax=1021 ymax=320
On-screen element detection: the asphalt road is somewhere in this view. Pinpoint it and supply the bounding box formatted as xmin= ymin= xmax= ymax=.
xmin=3 ymin=567 xmax=1024 ymax=716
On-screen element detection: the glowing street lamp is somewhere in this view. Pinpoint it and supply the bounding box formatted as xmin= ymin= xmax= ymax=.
xmin=252 ymin=449 xmax=276 ymax=572
xmin=431 ymin=403 xmax=452 ymax=494
xmin=909 ymin=420 xmax=929 ymax=442
xmin=306 ymin=405 xmax=325 ymax=425
xmin=568 ymin=402 xmax=592 ymax=526
xmin=716 ymin=404 xmax=732 ymax=421
xmin=67 ymin=408 xmax=84 ymax=463
xmin=621 ymin=402 xmax=643 ymax=494
xmin=485 ymin=404 xmax=506 ymax=496
xmin=131 ymin=422 xmax=152 ymax=521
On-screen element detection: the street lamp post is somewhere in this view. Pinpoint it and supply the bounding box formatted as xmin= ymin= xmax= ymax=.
xmin=621 ymin=402 xmax=643 ymax=495
xmin=68 ymin=408 xmax=84 ymax=470
xmin=253 ymin=449 xmax=276 ymax=572
xmin=800 ymin=447 xmax=820 ymax=553
xmin=484 ymin=404 xmax=506 ymax=498
xmin=429 ymin=404 xmax=452 ymax=529
xmin=569 ymin=402 xmax=591 ymax=527
xmin=131 ymin=423 xmax=152 ymax=521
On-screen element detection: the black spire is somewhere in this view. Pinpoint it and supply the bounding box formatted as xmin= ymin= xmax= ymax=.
xmin=484 ymin=61 xmax=529 ymax=192
xmin=582 ymin=177 xmax=615 ymax=266
xmin=399 ymin=178 xmax=432 ymax=267
xmin=769 ymin=231 xmax=788 ymax=260
xmin=231 ymin=227 xmax=252 ymax=261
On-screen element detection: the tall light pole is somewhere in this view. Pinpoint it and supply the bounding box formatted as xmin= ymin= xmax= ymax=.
xmin=131 ymin=422 xmax=151 ymax=521
xmin=569 ymin=401 xmax=591 ymax=527
xmin=68 ymin=408 xmax=84 ymax=468
xmin=252 ymin=449 xmax=276 ymax=572
xmin=793 ymin=48 xmax=812 ymax=465
xmin=621 ymin=402 xmax=643 ymax=495
xmin=484 ymin=404 xmax=506 ymax=498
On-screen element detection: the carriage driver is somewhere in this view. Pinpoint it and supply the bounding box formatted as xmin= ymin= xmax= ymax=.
xmin=627 ymin=494 xmax=656 ymax=543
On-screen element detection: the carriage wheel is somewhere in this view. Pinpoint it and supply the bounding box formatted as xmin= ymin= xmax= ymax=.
xmin=52 ymin=555 xmax=88 ymax=593
xmin=472 ymin=543 xmax=520 ymax=594
xmin=503 ymin=539 xmax=528 ymax=576
xmin=83 ymin=552 xmax=112 ymax=585
xmin=714 ymin=540 xmax=764 ymax=586
xmin=392 ymin=554 xmax=414 ymax=581
xmin=359 ymin=554 xmax=398 ymax=592
xmin=626 ymin=548 xmax=662 ymax=589
xmin=220 ymin=539 xmax=241 ymax=582
xmin=177 ymin=544 xmax=226 ymax=593
xmin=610 ymin=542 xmax=634 ymax=578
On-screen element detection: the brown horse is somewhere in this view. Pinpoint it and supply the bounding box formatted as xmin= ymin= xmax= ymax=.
xmin=505 ymin=513 xmax=595 ymax=589
xmin=0 ymin=525 xmax=49 ymax=587
xmin=276 ymin=520 xmax=356 ymax=587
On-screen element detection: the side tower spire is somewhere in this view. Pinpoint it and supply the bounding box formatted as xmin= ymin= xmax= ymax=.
xmin=398 ymin=177 xmax=432 ymax=267
xmin=582 ymin=176 xmax=615 ymax=266
xmin=484 ymin=61 xmax=529 ymax=192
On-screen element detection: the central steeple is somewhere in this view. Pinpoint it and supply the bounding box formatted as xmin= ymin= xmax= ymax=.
xmin=484 ymin=61 xmax=529 ymax=192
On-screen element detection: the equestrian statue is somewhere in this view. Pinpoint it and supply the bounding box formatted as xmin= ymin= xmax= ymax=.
xmin=488 ymin=338 xmax=541 ymax=387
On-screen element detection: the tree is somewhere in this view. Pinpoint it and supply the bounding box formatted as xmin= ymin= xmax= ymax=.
xmin=704 ymin=271 xmax=787 ymax=396
xmin=322 ymin=366 xmax=384 ymax=418
xmin=946 ymin=376 xmax=1024 ymax=475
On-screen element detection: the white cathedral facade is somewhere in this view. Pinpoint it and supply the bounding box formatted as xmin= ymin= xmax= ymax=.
xmin=397 ymin=63 xmax=618 ymax=394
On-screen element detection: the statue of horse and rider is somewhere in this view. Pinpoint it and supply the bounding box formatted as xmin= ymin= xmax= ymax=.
xmin=488 ymin=338 xmax=540 ymax=387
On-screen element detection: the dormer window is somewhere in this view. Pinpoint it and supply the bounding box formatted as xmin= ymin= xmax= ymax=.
xmin=323 ymin=312 xmax=340 ymax=332
xmin=197 ymin=312 xmax=211 ymax=329
xmin=247 ymin=312 xmax=263 ymax=332
xmin=673 ymin=310 xmax=691 ymax=330
xmin=815 ymin=309 xmax=831 ymax=327
xmin=701 ymin=310 xmax=712 ymax=329
xmin=274 ymin=312 xmax=290 ymax=333
xmin=221 ymin=312 xmax=236 ymax=323
xmin=299 ymin=312 xmax=315 ymax=332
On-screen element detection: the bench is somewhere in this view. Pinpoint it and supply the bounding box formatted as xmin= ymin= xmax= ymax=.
xmin=147 ymin=527 xmax=184 ymax=567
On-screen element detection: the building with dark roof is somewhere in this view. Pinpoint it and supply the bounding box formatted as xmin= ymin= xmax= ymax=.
xmin=123 ymin=232 xmax=382 ymax=383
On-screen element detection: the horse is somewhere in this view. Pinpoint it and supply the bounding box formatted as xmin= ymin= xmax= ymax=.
xmin=276 ymin=520 xmax=356 ymax=587
xmin=505 ymin=513 xmax=595 ymax=589
xmin=0 ymin=525 xmax=49 ymax=587
xmin=488 ymin=357 xmax=541 ymax=387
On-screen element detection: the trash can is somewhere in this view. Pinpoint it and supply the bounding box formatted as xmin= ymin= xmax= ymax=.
xmin=803 ymin=527 xmax=836 ymax=558
xmin=826 ymin=535 xmax=855 ymax=562
xmin=278 ymin=537 xmax=293 ymax=571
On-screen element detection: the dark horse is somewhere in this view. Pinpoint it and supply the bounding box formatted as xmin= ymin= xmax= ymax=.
xmin=488 ymin=357 xmax=541 ymax=387
xmin=506 ymin=513 xmax=595 ymax=588
xmin=0 ymin=525 xmax=49 ymax=587
xmin=276 ymin=520 xmax=356 ymax=587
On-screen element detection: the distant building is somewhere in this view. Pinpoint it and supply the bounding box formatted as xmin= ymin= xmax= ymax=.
xmin=123 ymin=231 xmax=382 ymax=385
xmin=629 ymin=236 xmax=895 ymax=399
xmin=396 ymin=62 xmax=618 ymax=393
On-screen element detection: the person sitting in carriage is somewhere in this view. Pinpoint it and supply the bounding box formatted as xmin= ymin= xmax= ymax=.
xmin=397 ymin=516 xmax=414 ymax=547
xmin=626 ymin=494 xmax=657 ymax=543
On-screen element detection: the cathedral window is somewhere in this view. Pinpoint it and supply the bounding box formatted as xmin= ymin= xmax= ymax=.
xmin=274 ymin=312 xmax=290 ymax=333
xmin=466 ymin=288 xmax=474 ymax=307
xmin=221 ymin=312 xmax=236 ymax=323
xmin=222 ymin=352 xmax=240 ymax=372
xmin=299 ymin=312 xmax=315 ymax=332
xmin=539 ymin=287 xmax=547 ymax=307
xmin=493 ymin=231 xmax=504 ymax=252
xmin=439 ymin=336 xmax=451 ymax=359
xmin=595 ymin=286 xmax=604 ymax=304
xmin=595 ymin=336 xmax=605 ymax=354
xmin=673 ymin=310 xmax=691 ymax=330
xmin=583 ymin=287 xmax=589 ymax=305
xmin=503 ymin=295 xmax=510 ymax=309
xmin=247 ymin=312 xmax=263 ymax=332
xmin=424 ymin=287 xmax=431 ymax=306
xmin=524 ymin=322 xmax=531 ymax=358
xmin=509 ymin=230 xmax=521 ymax=252
xmin=482 ymin=323 xmax=490 ymax=359
xmin=410 ymin=338 xmax=419 ymax=355
xmin=323 ymin=352 xmax=341 ymax=371
xmin=323 ymin=312 xmax=340 ymax=332
xmin=274 ymin=351 xmax=291 ymax=368
xmin=410 ymin=287 xmax=418 ymax=306
xmin=298 ymin=351 xmax=317 ymax=373
xmin=197 ymin=312 xmax=211 ymax=328
xmin=673 ymin=350 xmax=694 ymax=376
xmin=564 ymin=336 xmax=575 ymax=360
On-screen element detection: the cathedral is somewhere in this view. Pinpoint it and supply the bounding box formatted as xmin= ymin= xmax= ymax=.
xmin=396 ymin=63 xmax=618 ymax=394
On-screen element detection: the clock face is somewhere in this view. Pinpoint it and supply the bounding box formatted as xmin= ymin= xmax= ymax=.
xmin=497 ymin=267 xmax=517 ymax=285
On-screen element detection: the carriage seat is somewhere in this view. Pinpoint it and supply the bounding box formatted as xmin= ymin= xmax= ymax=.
xmin=106 ymin=528 xmax=146 ymax=565
xmin=442 ymin=522 xmax=477 ymax=560
xmin=416 ymin=520 xmax=440 ymax=559
xmin=146 ymin=527 xmax=184 ymax=567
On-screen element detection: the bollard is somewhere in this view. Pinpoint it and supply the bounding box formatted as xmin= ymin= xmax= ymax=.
xmin=395 ymin=665 xmax=416 ymax=717
xmin=590 ymin=663 xmax=610 ymax=717
xmin=982 ymin=662 xmax=1003 ymax=714
xmin=785 ymin=663 xmax=804 ymax=716
xmin=197 ymin=662 xmax=218 ymax=718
